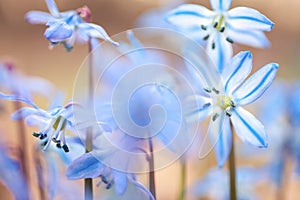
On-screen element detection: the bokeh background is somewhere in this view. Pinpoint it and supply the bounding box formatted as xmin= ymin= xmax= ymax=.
xmin=0 ymin=0 xmax=300 ymax=199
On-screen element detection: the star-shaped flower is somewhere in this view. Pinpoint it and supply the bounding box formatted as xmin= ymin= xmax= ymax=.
xmin=25 ymin=0 xmax=118 ymax=50
xmin=166 ymin=0 xmax=274 ymax=71
xmin=186 ymin=50 xmax=278 ymax=167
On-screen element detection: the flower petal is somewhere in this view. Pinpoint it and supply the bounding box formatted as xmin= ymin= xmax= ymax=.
xmin=25 ymin=11 xmax=54 ymax=24
xmin=0 ymin=92 xmax=38 ymax=108
xmin=44 ymin=21 xmax=74 ymax=42
xmin=185 ymin=95 xmax=212 ymax=122
xmin=11 ymin=107 xmax=48 ymax=120
xmin=226 ymin=25 xmax=271 ymax=48
xmin=45 ymin=0 xmax=60 ymax=17
xmin=77 ymin=23 xmax=119 ymax=46
xmin=210 ymin=115 xmax=231 ymax=167
xmin=233 ymin=63 xmax=279 ymax=105
xmin=198 ymin=108 xmax=225 ymax=161
xmin=228 ymin=7 xmax=274 ymax=31
xmin=66 ymin=152 xmax=105 ymax=179
xmin=206 ymin=33 xmax=232 ymax=73
xmin=210 ymin=0 xmax=232 ymax=11
xmin=223 ymin=51 xmax=252 ymax=95
xmin=166 ymin=4 xmax=214 ymax=28
xmin=112 ymin=171 xmax=128 ymax=195
xmin=231 ymin=107 xmax=267 ymax=147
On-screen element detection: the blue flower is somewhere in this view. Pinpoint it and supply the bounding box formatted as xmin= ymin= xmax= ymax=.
xmin=25 ymin=0 xmax=118 ymax=50
xmin=0 ymin=61 xmax=55 ymax=102
xmin=0 ymin=143 xmax=29 ymax=200
xmin=166 ymin=0 xmax=274 ymax=71
xmin=11 ymin=101 xmax=78 ymax=152
xmin=186 ymin=50 xmax=278 ymax=167
xmin=66 ymin=151 xmax=155 ymax=199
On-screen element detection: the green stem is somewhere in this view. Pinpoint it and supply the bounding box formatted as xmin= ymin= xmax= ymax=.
xmin=84 ymin=38 xmax=94 ymax=200
xmin=14 ymin=100 xmax=30 ymax=199
xmin=178 ymin=159 xmax=186 ymax=200
xmin=148 ymin=138 xmax=156 ymax=199
xmin=229 ymin=122 xmax=237 ymax=200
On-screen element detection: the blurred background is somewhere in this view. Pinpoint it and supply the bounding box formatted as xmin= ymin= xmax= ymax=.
xmin=0 ymin=0 xmax=300 ymax=199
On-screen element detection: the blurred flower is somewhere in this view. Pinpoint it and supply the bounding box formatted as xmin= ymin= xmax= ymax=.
xmin=11 ymin=101 xmax=78 ymax=152
xmin=66 ymin=151 xmax=154 ymax=200
xmin=0 ymin=143 xmax=29 ymax=200
xmin=166 ymin=0 xmax=274 ymax=71
xmin=186 ymin=50 xmax=278 ymax=167
xmin=0 ymin=61 xmax=55 ymax=102
xmin=191 ymin=166 xmax=265 ymax=200
xmin=25 ymin=0 xmax=118 ymax=50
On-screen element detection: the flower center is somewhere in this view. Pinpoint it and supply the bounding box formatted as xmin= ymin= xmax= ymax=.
xmin=217 ymin=95 xmax=236 ymax=116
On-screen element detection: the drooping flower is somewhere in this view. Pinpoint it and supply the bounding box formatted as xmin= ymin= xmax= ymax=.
xmin=12 ymin=100 xmax=78 ymax=153
xmin=166 ymin=0 xmax=274 ymax=71
xmin=66 ymin=151 xmax=155 ymax=200
xmin=186 ymin=49 xmax=278 ymax=167
xmin=25 ymin=0 xmax=118 ymax=50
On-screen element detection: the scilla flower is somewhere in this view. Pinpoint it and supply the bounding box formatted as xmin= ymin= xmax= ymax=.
xmin=166 ymin=0 xmax=274 ymax=71
xmin=186 ymin=50 xmax=278 ymax=167
xmin=12 ymin=101 xmax=78 ymax=153
xmin=66 ymin=151 xmax=154 ymax=200
xmin=25 ymin=0 xmax=118 ymax=50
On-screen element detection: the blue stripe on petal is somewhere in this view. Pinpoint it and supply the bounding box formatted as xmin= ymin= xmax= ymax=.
xmin=223 ymin=51 xmax=252 ymax=94
xmin=228 ymin=7 xmax=274 ymax=31
xmin=45 ymin=0 xmax=60 ymax=17
xmin=231 ymin=107 xmax=267 ymax=147
xmin=210 ymin=0 xmax=232 ymax=11
xmin=233 ymin=63 xmax=278 ymax=105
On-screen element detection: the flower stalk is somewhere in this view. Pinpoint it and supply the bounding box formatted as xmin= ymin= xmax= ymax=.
xmin=229 ymin=122 xmax=237 ymax=200
xmin=84 ymin=37 xmax=94 ymax=200
xmin=178 ymin=159 xmax=187 ymax=200
xmin=148 ymin=137 xmax=156 ymax=199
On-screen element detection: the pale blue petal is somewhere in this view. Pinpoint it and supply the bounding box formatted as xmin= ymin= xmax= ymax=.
xmin=226 ymin=24 xmax=271 ymax=48
xmin=77 ymin=23 xmax=119 ymax=46
xmin=112 ymin=171 xmax=128 ymax=195
xmin=199 ymin=108 xmax=225 ymax=160
xmin=11 ymin=107 xmax=48 ymax=120
xmin=231 ymin=107 xmax=267 ymax=147
xmin=25 ymin=11 xmax=54 ymax=24
xmin=211 ymin=115 xmax=231 ymax=167
xmin=206 ymin=33 xmax=232 ymax=73
xmin=223 ymin=51 xmax=252 ymax=95
xmin=228 ymin=7 xmax=274 ymax=31
xmin=0 ymin=92 xmax=38 ymax=108
xmin=45 ymin=0 xmax=60 ymax=17
xmin=132 ymin=181 xmax=155 ymax=200
xmin=166 ymin=4 xmax=214 ymax=28
xmin=233 ymin=63 xmax=279 ymax=105
xmin=185 ymin=95 xmax=212 ymax=122
xmin=210 ymin=0 xmax=232 ymax=11
xmin=44 ymin=21 xmax=73 ymax=42
xmin=66 ymin=152 xmax=105 ymax=179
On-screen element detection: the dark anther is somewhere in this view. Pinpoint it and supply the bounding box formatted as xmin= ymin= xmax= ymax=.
xmin=226 ymin=37 xmax=234 ymax=43
xmin=42 ymin=140 xmax=48 ymax=146
xmin=204 ymin=88 xmax=212 ymax=93
xmin=201 ymin=25 xmax=207 ymax=30
xmin=39 ymin=134 xmax=47 ymax=140
xmin=32 ymin=132 xmax=40 ymax=138
xmin=212 ymin=42 xmax=216 ymax=49
xmin=56 ymin=143 xmax=62 ymax=148
xmin=212 ymin=87 xmax=220 ymax=94
xmin=101 ymin=175 xmax=109 ymax=184
xmin=219 ymin=27 xmax=225 ymax=32
xmin=106 ymin=183 xmax=112 ymax=190
xmin=212 ymin=113 xmax=219 ymax=121
xmin=213 ymin=22 xmax=218 ymax=28
xmin=62 ymin=144 xmax=69 ymax=152
xmin=225 ymin=109 xmax=232 ymax=117
xmin=203 ymin=35 xmax=210 ymax=40
xmin=52 ymin=138 xmax=60 ymax=143
xmin=203 ymin=103 xmax=211 ymax=108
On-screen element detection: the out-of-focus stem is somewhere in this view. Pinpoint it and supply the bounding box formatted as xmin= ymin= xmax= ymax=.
xmin=178 ymin=159 xmax=187 ymax=200
xmin=14 ymin=100 xmax=30 ymax=199
xmin=229 ymin=122 xmax=237 ymax=200
xmin=148 ymin=138 xmax=156 ymax=199
xmin=84 ymin=37 xmax=94 ymax=200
